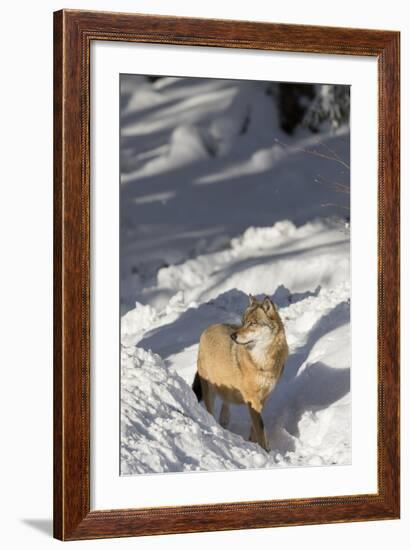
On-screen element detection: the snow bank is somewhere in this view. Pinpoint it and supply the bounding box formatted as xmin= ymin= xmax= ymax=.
xmin=152 ymin=218 xmax=349 ymax=309
xmin=120 ymin=224 xmax=351 ymax=474
xmin=121 ymin=346 xmax=275 ymax=474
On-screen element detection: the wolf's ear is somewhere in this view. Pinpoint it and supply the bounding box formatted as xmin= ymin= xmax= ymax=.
xmin=248 ymin=294 xmax=258 ymax=306
xmin=262 ymin=296 xmax=276 ymax=316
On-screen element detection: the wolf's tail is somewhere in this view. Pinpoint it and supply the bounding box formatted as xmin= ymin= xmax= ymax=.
xmin=192 ymin=372 xmax=203 ymax=402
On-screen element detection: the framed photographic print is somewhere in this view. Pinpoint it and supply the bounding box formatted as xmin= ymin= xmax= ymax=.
xmin=53 ymin=9 xmax=400 ymax=540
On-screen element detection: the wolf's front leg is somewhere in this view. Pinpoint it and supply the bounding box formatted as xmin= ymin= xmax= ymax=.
xmin=247 ymin=404 xmax=269 ymax=451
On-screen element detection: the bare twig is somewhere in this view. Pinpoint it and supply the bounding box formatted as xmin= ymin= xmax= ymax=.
xmin=314 ymin=174 xmax=349 ymax=194
xmin=319 ymin=140 xmax=350 ymax=170
xmin=274 ymin=138 xmax=350 ymax=170
xmin=321 ymin=202 xmax=350 ymax=211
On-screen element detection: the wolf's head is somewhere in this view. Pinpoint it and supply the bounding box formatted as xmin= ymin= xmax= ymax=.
xmin=231 ymin=295 xmax=283 ymax=347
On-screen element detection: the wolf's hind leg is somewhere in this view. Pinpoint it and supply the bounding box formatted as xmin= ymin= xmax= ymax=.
xmin=249 ymin=425 xmax=256 ymax=443
xmin=219 ymin=402 xmax=230 ymax=428
xmin=201 ymin=379 xmax=215 ymax=418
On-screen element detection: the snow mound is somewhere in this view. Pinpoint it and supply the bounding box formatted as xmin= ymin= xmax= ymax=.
xmin=153 ymin=218 xmax=349 ymax=308
xmin=230 ymin=220 xmax=321 ymax=250
xmin=121 ymin=346 xmax=275 ymax=474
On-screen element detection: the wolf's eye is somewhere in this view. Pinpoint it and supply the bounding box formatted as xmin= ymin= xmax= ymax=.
xmin=250 ymin=322 xmax=257 ymax=327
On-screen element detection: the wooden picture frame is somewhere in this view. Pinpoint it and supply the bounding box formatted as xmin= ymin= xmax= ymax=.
xmin=53 ymin=9 xmax=400 ymax=541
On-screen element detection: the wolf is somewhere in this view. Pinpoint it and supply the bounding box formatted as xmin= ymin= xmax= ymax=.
xmin=192 ymin=295 xmax=288 ymax=451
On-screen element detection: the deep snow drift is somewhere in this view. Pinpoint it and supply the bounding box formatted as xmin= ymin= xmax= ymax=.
xmin=120 ymin=75 xmax=351 ymax=475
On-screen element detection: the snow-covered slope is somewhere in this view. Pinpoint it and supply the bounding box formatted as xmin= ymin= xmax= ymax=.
xmin=121 ymin=347 xmax=276 ymax=475
xmin=120 ymin=75 xmax=351 ymax=475
xmin=121 ymin=221 xmax=351 ymax=475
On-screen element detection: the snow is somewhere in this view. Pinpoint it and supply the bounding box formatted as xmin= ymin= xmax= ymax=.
xmin=121 ymin=346 xmax=276 ymax=475
xmin=120 ymin=76 xmax=349 ymax=313
xmin=120 ymin=75 xmax=351 ymax=475
xmin=121 ymin=222 xmax=351 ymax=474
